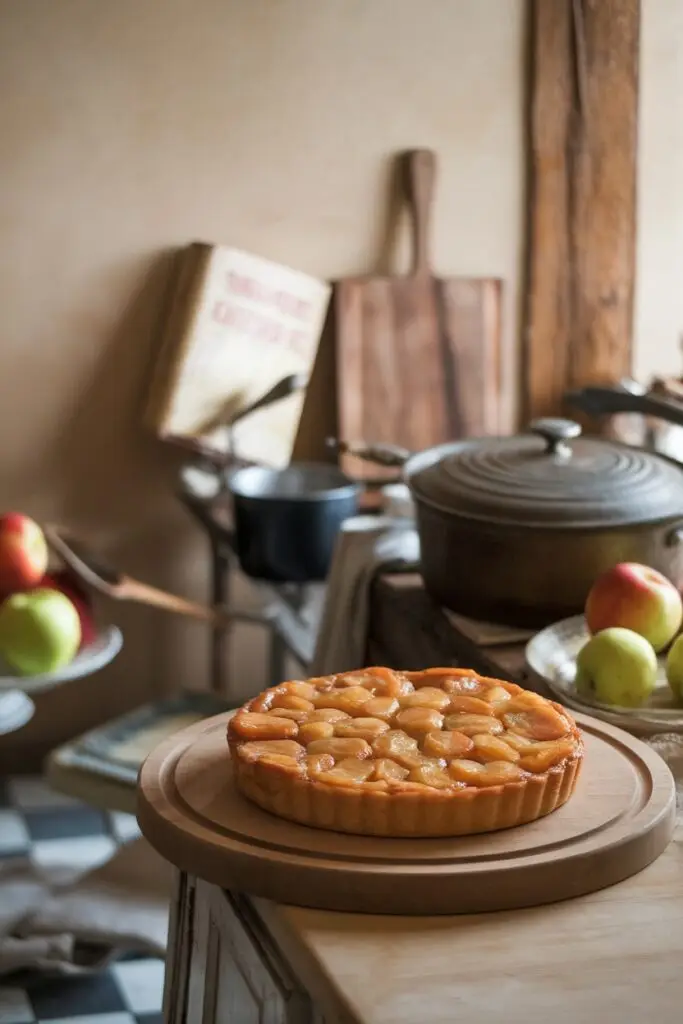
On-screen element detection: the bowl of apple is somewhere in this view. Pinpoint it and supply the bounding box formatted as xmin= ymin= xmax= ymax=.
xmin=525 ymin=562 xmax=683 ymax=734
xmin=0 ymin=512 xmax=122 ymax=696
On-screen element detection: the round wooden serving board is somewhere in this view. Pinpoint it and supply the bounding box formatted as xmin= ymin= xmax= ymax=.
xmin=137 ymin=711 xmax=676 ymax=915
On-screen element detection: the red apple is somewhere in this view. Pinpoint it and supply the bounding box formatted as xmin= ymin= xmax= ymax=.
xmin=0 ymin=513 xmax=49 ymax=597
xmin=39 ymin=569 xmax=96 ymax=649
xmin=585 ymin=562 xmax=683 ymax=652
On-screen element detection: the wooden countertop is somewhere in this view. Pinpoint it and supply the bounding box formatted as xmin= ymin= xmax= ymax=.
xmin=255 ymin=815 xmax=683 ymax=1023
xmin=246 ymin=574 xmax=683 ymax=1023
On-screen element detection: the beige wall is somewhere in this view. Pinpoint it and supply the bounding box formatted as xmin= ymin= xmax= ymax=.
xmin=0 ymin=0 xmax=526 ymax=757
xmin=635 ymin=0 xmax=683 ymax=382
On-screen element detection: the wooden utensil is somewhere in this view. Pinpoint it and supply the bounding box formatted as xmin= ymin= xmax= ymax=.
xmin=45 ymin=525 xmax=230 ymax=628
xmin=335 ymin=149 xmax=502 ymax=479
xmin=138 ymin=710 xmax=675 ymax=916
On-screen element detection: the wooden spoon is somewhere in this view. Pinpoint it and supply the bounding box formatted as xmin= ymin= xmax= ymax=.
xmin=44 ymin=525 xmax=231 ymax=628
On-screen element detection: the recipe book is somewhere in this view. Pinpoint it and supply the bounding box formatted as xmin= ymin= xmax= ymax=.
xmin=144 ymin=242 xmax=331 ymax=468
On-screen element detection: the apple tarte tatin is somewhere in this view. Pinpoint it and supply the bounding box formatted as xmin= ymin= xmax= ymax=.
xmin=227 ymin=667 xmax=584 ymax=837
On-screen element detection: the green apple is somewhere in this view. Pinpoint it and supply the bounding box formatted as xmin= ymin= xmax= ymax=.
xmin=575 ymin=627 xmax=657 ymax=707
xmin=0 ymin=588 xmax=81 ymax=676
xmin=665 ymin=633 xmax=683 ymax=703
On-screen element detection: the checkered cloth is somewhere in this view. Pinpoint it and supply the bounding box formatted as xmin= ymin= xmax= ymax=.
xmin=0 ymin=776 xmax=164 ymax=1024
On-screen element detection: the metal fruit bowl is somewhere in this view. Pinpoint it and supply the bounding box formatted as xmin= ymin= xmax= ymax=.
xmin=525 ymin=615 xmax=683 ymax=732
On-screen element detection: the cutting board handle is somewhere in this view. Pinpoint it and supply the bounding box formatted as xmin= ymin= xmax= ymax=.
xmin=403 ymin=149 xmax=436 ymax=275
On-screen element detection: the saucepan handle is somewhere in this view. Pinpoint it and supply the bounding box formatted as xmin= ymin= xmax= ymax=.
xmin=326 ymin=438 xmax=412 ymax=469
xmin=565 ymin=386 xmax=683 ymax=429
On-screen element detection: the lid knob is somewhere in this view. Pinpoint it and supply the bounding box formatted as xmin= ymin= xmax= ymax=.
xmin=529 ymin=418 xmax=582 ymax=459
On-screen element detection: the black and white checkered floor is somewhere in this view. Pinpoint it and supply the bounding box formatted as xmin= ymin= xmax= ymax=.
xmin=0 ymin=776 xmax=164 ymax=1024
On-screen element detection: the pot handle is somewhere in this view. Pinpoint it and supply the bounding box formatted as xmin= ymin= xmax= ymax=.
xmin=665 ymin=524 xmax=683 ymax=548
xmin=565 ymin=386 xmax=683 ymax=428
xmin=529 ymin=418 xmax=582 ymax=458
xmin=326 ymin=438 xmax=412 ymax=469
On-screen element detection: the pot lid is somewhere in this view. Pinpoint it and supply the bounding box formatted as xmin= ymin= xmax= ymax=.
xmin=408 ymin=418 xmax=683 ymax=528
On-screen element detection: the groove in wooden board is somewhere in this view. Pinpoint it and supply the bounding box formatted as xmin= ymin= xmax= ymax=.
xmin=394 ymin=277 xmax=448 ymax=448
xmin=360 ymin=281 xmax=399 ymax=445
xmin=137 ymin=711 xmax=675 ymax=916
xmin=439 ymin=278 xmax=503 ymax=437
xmin=161 ymin=729 xmax=642 ymax=862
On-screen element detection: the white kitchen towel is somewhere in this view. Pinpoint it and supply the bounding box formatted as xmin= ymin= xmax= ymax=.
xmin=0 ymin=838 xmax=171 ymax=977
xmin=310 ymin=515 xmax=420 ymax=676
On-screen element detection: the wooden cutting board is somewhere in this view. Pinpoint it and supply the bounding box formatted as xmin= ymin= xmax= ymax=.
xmin=137 ymin=712 xmax=675 ymax=916
xmin=335 ymin=149 xmax=503 ymax=478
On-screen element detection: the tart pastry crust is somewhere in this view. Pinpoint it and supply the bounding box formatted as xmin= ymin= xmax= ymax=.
xmin=227 ymin=667 xmax=584 ymax=837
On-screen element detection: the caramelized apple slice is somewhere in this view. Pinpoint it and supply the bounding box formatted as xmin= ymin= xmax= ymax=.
xmin=362 ymin=696 xmax=400 ymax=720
xmin=298 ymin=721 xmax=335 ymax=744
xmin=372 ymin=729 xmax=422 ymax=768
xmin=269 ymin=709 xmax=309 ymax=723
xmin=271 ymin=693 xmax=315 ymax=713
xmin=312 ymin=686 xmax=373 ymax=715
xmin=441 ymin=674 xmax=487 ymax=696
xmin=448 ymin=759 xmax=525 ymax=787
xmin=444 ymin=713 xmax=503 ymax=737
xmin=319 ymin=758 xmax=375 ymax=785
xmin=305 ymin=752 xmax=335 ymax=773
xmin=256 ymin=754 xmax=304 ymax=773
xmin=395 ymin=707 xmax=444 ymax=737
xmin=372 ymin=757 xmax=409 ymax=783
xmin=502 ymin=732 xmax=535 ymax=752
xmin=399 ymin=687 xmax=451 ymax=711
xmin=306 ymin=737 xmax=373 ymax=760
xmin=448 ymin=695 xmax=495 ymax=716
xmin=506 ymin=690 xmax=551 ymax=709
xmin=482 ymin=685 xmax=512 ymax=705
xmin=517 ymin=738 xmax=577 ymax=773
xmin=408 ymin=760 xmax=453 ymax=789
xmin=278 ymin=680 xmax=317 ymax=701
xmin=307 ymin=708 xmax=351 ymax=724
xmin=355 ymin=668 xmax=415 ymax=698
xmin=333 ymin=671 xmax=370 ymax=688
xmin=334 ymin=717 xmax=390 ymax=741
xmin=334 ymin=671 xmax=378 ymax=688
xmin=305 ymin=674 xmax=335 ymax=693
xmin=238 ymin=739 xmax=305 ymax=763
xmin=422 ymin=729 xmax=473 ymax=759
xmin=231 ymin=711 xmax=298 ymax=741
xmin=471 ymin=734 xmax=521 ymax=764
xmin=503 ymin=706 xmax=570 ymax=741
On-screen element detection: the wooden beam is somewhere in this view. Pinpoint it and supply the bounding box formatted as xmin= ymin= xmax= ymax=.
xmin=523 ymin=0 xmax=640 ymax=423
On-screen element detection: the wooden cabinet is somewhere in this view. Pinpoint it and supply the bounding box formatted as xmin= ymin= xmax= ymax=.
xmin=163 ymin=871 xmax=322 ymax=1024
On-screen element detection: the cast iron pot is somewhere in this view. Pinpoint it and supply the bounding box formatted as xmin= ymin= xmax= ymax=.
xmin=339 ymin=418 xmax=683 ymax=628
xmin=227 ymin=462 xmax=361 ymax=584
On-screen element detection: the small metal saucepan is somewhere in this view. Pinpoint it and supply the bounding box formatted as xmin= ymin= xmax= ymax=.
xmin=176 ymin=376 xmax=361 ymax=584
xmin=334 ymin=417 xmax=683 ymax=628
xmin=227 ymin=461 xmax=360 ymax=583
